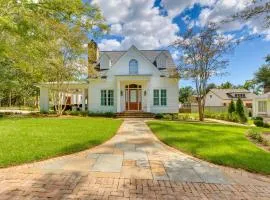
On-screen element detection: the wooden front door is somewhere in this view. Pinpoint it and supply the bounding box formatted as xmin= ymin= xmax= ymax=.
xmin=125 ymin=84 xmax=142 ymax=111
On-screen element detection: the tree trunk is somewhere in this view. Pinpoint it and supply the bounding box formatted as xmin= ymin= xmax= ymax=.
xmin=198 ymin=98 xmax=204 ymax=121
xmin=9 ymin=91 xmax=12 ymax=107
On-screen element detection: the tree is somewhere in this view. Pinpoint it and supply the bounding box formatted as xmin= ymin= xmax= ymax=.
xmin=0 ymin=1 xmax=107 ymax=111
xmin=232 ymin=1 xmax=270 ymax=28
xmin=219 ymin=81 xmax=234 ymax=89
xmin=206 ymin=83 xmax=217 ymax=93
xmin=236 ymin=98 xmax=247 ymax=123
xmin=254 ymin=56 xmax=270 ymax=93
xmin=179 ymin=86 xmax=194 ymax=104
xmin=228 ymin=100 xmax=236 ymax=114
xmin=175 ymin=24 xmax=237 ymax=121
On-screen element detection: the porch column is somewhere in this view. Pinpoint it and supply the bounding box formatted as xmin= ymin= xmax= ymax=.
xmin=40 ymin=87 xmax=49 ymax=112
xmin=82 ymin=89 xmax=86 ymax=111
xmin=253 ymin=99 xmax=257 ymax=117
xmin=117 ymin=80 xmax=121 ymax=112
xmin=147 ymin=83 xmax=151 ymax=112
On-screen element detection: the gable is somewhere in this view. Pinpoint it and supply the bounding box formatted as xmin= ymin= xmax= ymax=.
xmin=106 ymin=46 xmax=161 ymax=77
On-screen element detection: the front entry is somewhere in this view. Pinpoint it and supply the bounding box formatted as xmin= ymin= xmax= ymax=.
xmin=125 ymin=84 xmax=142 ymax=111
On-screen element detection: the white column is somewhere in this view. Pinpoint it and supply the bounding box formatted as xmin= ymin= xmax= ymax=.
xmin=147 ymin=82 xmax=151 ymax=112
xmin=40 ymin=87 xmax=49 ymax=112
xmin=117 ymin=80 xmax=121 ymax=112
xmin=82 ymin=89 xmax=86 ymax=111
xmin=253 ymin=99 xmax=257 ymax=117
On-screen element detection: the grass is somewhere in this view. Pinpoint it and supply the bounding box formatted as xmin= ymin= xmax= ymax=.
xmin=147 ymin=120 xmax=270 ymax=174
xmin=0 ymin=117 xmax=122 ymax=167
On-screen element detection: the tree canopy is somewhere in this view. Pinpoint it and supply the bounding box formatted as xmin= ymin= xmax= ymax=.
xmin=0 ymin=0 xmax=107 ymax=107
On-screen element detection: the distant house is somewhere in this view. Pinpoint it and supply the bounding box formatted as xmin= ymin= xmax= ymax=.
xmin=205 ymin=89 xmax=257 ymax=108
xmin=253 ymin=92 xmax=270 ymax=118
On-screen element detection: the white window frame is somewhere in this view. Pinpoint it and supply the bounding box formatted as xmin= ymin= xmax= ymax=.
xmin=258 ymin=101 xmax=267 ymax=113
xmin=129 ymin=59 xmax=138 ymax=75
xmin=101 ymin=90 xmax=114 ymax=106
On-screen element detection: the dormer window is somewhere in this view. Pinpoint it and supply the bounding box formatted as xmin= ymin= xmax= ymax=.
xmin=129 ymin=59 xmax=138 ymax=74
xmin=235 ymin=93 xmax=246 ymax=98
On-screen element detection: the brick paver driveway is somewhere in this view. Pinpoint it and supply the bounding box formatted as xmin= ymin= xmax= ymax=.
xmin=1 ymin=118 xmax=270 ymax=199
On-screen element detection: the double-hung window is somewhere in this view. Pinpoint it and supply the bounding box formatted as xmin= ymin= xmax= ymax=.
xmin=153 ymin=90 xmax=159 ymax=106
xmin=153 ymin=89 xmax=167 ymax=106
xmin=258 ymin=101 xmax=267 ymax=112
xmin=108 ymin=90 xmax=114 ymax=106
xmin=101 ymin=90 xmax=114 ymax=106
xmin=160 ymin=89 xmax=167 ymax=106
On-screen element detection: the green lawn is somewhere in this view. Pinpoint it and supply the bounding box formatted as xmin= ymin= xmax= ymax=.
xmin=147 ymin=121 xmax=270 ymax=174
xmin=0 ymin=117 xmax=122 ymax=167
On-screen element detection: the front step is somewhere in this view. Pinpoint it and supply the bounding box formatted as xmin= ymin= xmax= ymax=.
xmin=116 ymin=112 xmax=155 ymax=118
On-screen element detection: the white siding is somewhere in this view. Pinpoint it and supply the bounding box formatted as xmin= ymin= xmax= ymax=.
xmin=88 ymin=46 xmax=179 ymax=113
xmin=149 ymin=77 xmax=179 ymax=113
xmin=88 ymin=79 xmax=116 ymax=113
xmin=156 ymin=53 xmax=167 ymax=69
xmin=205 ymin=91 xmax=223 ymax=106
xmin=100 ymin=54 xmax=111 ymax=70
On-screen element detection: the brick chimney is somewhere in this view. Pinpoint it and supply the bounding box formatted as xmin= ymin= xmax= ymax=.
xmin=88 ymin=40 xmax=99 ymax=78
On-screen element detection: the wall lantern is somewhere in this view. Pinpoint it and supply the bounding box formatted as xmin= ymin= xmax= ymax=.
xmin=144 ymin=90 xmax=147 ymax=96
xmin=120 ymin=90 xmax=123 ymax=96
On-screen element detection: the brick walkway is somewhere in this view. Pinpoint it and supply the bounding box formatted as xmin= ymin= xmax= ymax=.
xmin=0 ymin=118 xmax=270 ymax=199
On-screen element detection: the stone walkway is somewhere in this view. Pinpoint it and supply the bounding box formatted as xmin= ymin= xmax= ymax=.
xmin=0 ymin=118 xmax=270 ymax=199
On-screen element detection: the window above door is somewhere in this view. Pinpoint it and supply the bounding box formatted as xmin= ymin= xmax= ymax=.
xmin=129 ymin=59 xmax=138 ymax=74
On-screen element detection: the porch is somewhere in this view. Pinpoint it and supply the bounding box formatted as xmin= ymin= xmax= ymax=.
xmin=38 ymin=81 xmax=88 ymax=112
xmin=115 ymin=75 xmax=151 ymax=113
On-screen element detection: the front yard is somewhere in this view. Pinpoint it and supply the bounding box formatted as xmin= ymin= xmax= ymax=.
xmin=148 ymin=121 xmax=270 ymax=174
xmin=0 ymin=117 xmax=122 ymax=168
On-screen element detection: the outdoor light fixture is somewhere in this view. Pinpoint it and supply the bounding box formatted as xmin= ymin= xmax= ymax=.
xmin=144 ymin=90 xmax=147 ymax=96
xmin=120 ymin=90 xmax=123 ymax=96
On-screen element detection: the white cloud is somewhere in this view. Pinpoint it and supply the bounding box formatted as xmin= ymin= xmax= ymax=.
xmin=92 ymin=0 xmax=180 ymax=50
xmin=98 ymin=39 xmax=121 ymax=51
xmin=162 ymin=0 xmax=216 ymax=18
xmin=197 ymin=0 xmax=270 ymax=39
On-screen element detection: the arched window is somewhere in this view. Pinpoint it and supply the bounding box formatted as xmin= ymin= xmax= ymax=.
xmin=129 ymin=59 xmax=138 ymax=74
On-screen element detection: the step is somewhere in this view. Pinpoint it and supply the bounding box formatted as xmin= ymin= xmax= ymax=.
xmin=116 ymin=112 xmax=155 ymax=118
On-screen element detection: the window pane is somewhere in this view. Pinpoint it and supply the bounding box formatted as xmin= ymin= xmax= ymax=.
xmin=258 ymin=101 xmax=267 ymax=112
xmin=108 ymin=90 xmax=114 ymax=106
xmin=161 ymin=89 xmax=167 ymax=106
xmin=101 ymin=90 xmax=107 ymax=106
xmin=153 ymin=90 xmax=159 ymax=106
xmin=129 ymin=59 xmax=138 ymax=74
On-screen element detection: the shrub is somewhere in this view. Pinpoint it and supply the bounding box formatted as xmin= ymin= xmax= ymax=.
xmin=263 ymin=123 xmax=270 ymax=128
xmin=154 ymin=113 xmax=164 ymax=119
xmin=254 ymin=116 xmax=263 ymax=121
xmin=246 ymin=129 xmax=263 ymax=143
xmin=228 ymin=100 xmax=236 ymax=114
xmin=236 ymin=98 xmax=247 ymax=123
xmin=254 ymin=119 xmax=264 ymax=127
xmin=162 ymin=114 xmax=173 ymax=120
xmin=0 ymin=114 xmax=3 ymax=118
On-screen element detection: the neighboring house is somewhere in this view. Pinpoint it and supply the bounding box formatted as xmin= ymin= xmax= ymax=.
xmin=38 ymin=41 xmax=179 ymax=114
xmin=253 ymin=92 xmax=270 ymax=118
xmin=205 ymin=89 xmax=257 ymax=108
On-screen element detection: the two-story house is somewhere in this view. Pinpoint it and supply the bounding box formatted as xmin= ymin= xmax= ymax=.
xmin=38 ymin=41 xmax=179 ymax=114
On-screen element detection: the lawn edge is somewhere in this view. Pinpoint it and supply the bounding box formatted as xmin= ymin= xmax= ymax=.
xmin=0 ymin=118 xmax=123 ymax=169
xmin=146 ymin=120 xmax=270 ymax=176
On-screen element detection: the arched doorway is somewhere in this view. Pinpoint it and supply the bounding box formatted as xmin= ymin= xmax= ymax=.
xmin=125 ymin=84 xmax=142 ymax=111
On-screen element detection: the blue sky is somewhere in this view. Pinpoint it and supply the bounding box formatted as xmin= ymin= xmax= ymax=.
xmin=90 ymin=0 xmax=270 ymax=88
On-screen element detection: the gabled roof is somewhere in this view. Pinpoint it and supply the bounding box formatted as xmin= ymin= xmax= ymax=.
xmin=255 ymin=92 xmax=270 ymax=99
xmin=98 ymin=49 xmax=176 ymax=68
xmin=210 ymin=89 xmax=257 ymax=100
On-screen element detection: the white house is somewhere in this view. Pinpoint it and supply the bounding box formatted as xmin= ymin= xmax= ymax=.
xmin=38 ymin=41 xmax=179 ymax=114
xmin=253 ymin=92 xmax=270 ymax=118
xmin=205 ymin=89 xmax=256 ymax=108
